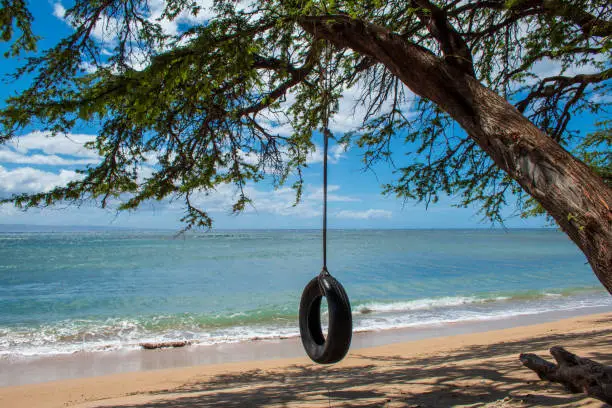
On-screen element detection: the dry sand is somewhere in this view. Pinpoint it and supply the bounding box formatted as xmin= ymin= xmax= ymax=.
xmin=1 ymin=312 xmax=610 ymax=408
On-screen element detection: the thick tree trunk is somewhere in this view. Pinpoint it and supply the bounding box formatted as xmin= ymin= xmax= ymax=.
xmin=300 ymin=16 xmax=612 ymax=293
xmin=520 ymin=346 xmax=612 ymax=404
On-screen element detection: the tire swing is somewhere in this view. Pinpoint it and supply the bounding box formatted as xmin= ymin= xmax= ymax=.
xmin=298 ymin=57 xmax=352 ymax=364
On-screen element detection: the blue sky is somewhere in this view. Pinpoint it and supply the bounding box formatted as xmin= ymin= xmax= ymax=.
xmin=1 ymin=1 xmax=596 ymax=230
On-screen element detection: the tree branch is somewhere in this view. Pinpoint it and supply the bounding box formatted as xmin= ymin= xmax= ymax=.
xmin=452 ymin=0 xmax=612 ymax=37
xmin=520 ymin=346 xmax=612 ymax=404
xmin=241 ymin=51 xmax=318 ymax=116
xmin=516 ymin=69 xmax=612 ymax=113
xmin=411 ymin=0 xmax=475 ymax=77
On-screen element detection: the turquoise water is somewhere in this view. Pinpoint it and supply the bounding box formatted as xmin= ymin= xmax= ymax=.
xmin=0 ymin=229 xmax=609 ymax=357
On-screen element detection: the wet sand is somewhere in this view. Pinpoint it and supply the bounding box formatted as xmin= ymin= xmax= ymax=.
xmin=1 ymin=311 xmax=610 ymax=407
xmin=1 ymin=306 xmax=609 ymax=387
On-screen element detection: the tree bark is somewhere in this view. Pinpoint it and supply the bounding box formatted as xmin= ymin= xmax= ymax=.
xmin=520 ymin=346 xmax=612 ymax=404
xmin=299 ymin=15 xmax=612 ymax=293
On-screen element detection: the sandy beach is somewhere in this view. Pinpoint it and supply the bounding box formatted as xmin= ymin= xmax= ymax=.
xmin=1 ymin=312 xmax=610 ymax=408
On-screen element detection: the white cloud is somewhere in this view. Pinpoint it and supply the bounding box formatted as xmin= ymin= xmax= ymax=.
xmin=182 ymin=182 xmax=361 ymax=219
xmin=147 ymin=0 xmax=216 ymax=37
xmin=79 ymin=61 xmax=99 ymax=74
xmin=246 ymin=183 xmax=360 ymax=217
xmin=0 ymin=129 xmax=357 ymax=218
xmin=306 ymin=142 xmax=348 ymax=164
xmin=0 ymin=150 xmax=97 ymax=166
xmin=0 ymin=166 xmax=82 ymax=195
xmin=258 ymin=121 xmax=295 ymax=138
xmin=592 ymin=93 xmax=612 ymax=104
xmin=305 ymin=185 xmax=361 ymax=203
xmin=0 ymin=155 xmax=380 ymax=226
xmin=246 ymin=186 xmax=321 ymax=218
xmin=0 ymin=203 xmax=18 ymax=216
xmin=532 ymin=56 xmax=605 ymax=79
xmin=1 ymin=132 xmax=165 ymax=171
xmin=187 ymin=184 xmax=313 ymax=217
xmin=237 ymin=138 xmax=348 ymax=169
xmin=0 ymin=131 xmax=100 ymax=167
xmin=335 ymin=209 xmax=392 ymax=220
xmin=92 ymin=17 xmax=121 ymax=45
xmin=52 ymin=2 xmax=66 ymax=19
xmin=8 ymin=131 xmax=98 ymax=158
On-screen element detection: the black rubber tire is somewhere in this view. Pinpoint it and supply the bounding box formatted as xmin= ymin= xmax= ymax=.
xmin=299 ymin=274 xmax=352 ymax=364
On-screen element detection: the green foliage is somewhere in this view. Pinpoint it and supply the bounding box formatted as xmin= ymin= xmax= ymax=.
xmin=0 ymin=0 xmax=610 ymax=228
xmin=0 ymin=0 xmax=39 ymax=57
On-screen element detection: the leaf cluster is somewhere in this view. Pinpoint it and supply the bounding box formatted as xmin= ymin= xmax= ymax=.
xmin=0 ymin=0 xmax=39 ymax=57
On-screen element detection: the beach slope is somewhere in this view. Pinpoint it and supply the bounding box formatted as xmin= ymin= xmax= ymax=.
xmin=1 ymin=313 xmax=610 ymax=408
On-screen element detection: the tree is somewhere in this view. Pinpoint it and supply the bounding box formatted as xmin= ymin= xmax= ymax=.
xmin=0 ymin=0 xmax=610 ymax=292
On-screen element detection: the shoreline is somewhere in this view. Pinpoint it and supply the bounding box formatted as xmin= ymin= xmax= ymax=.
xmin=1 ymin=305 xmax=609 ymax=388
xmin=0 ymin=311 xmax=610 ymax=408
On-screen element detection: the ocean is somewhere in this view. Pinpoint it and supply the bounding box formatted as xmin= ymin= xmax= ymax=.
xmin=0 ymin=228 xmax=610 ymax=360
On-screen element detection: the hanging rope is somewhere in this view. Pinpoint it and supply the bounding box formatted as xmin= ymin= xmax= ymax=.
xmin=321 ymin=43 xmax=332 ymax=274
xmin=322 ymin=125 xmax=329 ymax=272
xmin=298 ymin=42 xmax=352 ymax=365
xmin=322 ymin=112 xmax=330 ymax=273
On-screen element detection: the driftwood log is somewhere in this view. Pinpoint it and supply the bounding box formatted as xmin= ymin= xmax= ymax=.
xmin=520 ymin=346 xmax=612 ymax=404
xmin=140 ymin=341 xmax=191 ymax=350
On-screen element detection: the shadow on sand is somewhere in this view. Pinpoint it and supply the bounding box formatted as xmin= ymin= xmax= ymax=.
xmin=97 ymin=327 xmax=612 ymax=407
